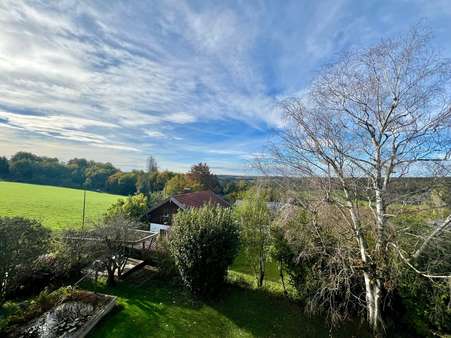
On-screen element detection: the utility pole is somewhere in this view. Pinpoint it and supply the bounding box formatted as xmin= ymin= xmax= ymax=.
xmin=81 ymin=189 xmax=86 ymax=230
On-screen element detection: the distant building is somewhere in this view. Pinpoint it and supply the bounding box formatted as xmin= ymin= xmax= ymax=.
xmin=146 ymin=190 xmax=230 ymax=232
xmin=234 ymin=200 xmax=285 ymax=214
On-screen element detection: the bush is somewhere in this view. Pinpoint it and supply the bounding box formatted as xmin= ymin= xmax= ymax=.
xmin=150 ymin=236 xmax=178 ymax=280
xmin=392 ymin=213 xmax=451 ymax=335
xmin=0 ymin=217 xmax=51 ymax=302
xmin=169 ymin=205 xmax=239 ymax=297
xmin=397 ymin=268 xmax=451 ymax=336
xmin=106 ymin=193 xmax=149 ymax=223
xmin=271 ymin=208 xmax=364 ymax=324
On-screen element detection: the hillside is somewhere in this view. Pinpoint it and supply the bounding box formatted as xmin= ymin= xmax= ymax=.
xmin=0 ymin=181 xmax=122 ymax=230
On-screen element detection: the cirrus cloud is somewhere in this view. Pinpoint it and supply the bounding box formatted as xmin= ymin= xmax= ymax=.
xmin=0 ymin=0 xmax=450 ymax=173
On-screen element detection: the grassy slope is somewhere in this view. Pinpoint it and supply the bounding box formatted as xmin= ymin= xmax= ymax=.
xmin=87 ymin=279 xmax=371 ymax=338
xmin=86 ymin=254 xmax=371 ymax=338
xmin=0 ymin=181 xmax=122 ymax=230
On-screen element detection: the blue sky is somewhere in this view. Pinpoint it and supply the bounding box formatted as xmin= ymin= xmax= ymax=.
xmin=0 ymin=0 xmax=450 ymax=174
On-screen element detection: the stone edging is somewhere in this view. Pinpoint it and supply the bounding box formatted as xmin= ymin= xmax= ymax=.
xmin=68 ymin=294 xmax=117 ymax=338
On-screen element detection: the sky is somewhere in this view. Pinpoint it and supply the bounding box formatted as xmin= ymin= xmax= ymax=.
xmin=0 ymin=0 xmax=450 ymax=174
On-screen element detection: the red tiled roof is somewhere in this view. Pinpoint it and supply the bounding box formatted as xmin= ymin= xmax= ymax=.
xmin=172 ymin=190 xmax=230 ymax=209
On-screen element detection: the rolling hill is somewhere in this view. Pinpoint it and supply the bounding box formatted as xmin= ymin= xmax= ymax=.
xmin=0 ymin=181 xmax=123 ymax=230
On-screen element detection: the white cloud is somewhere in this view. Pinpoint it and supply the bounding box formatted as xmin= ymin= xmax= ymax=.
xmin=91 ymin=143 xmax=140 ymax=152
xmin=165 ymin=112 xmax=196 ymax=124
xmin=0 ymin=111 xmax=116 ymax=130
xmin=0 ymin=126 xmax=143 ymax=170
xmin=0 ymin=110 xmax=138 ymax=152
xmin=145 ymin=130 xmax=165 ymax=138
xmin=0 ymin=0 xmax=281 ymax=132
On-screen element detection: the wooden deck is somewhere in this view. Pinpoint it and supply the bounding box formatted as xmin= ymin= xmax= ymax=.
xmin=124 ymin=230 xmax=159 ymax=251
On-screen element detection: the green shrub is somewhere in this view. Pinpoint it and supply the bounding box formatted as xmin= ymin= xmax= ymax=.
xmin=393 ymin=213 xmax=451 ymax=335
xmin=270 ymin=209 xmax=364 ymax=324
xmin=0 ymin=302 xmax=20 ymax=334
xmin=169 ymin=205 xmax=239 ymax=297
xmin=398 ymin=269 xmax=451 ymax=335
xmin=0 ymin=287 xmax=70 ymax=335
xmin=0 ymin=217 xmax=51 ymax=302
xmin=151 ymin=236 xmax=178 ymax=280
xmin=106 ymin=193 xmax=149 ymax=223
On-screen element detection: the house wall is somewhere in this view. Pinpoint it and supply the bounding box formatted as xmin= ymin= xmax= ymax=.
xmin=149 ymin=223 xmax=170 ymax=233
xmin=148 ymin=201 xmax=180 ymax=225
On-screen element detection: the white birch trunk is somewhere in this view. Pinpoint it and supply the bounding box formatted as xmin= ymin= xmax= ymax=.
xmin=349 ymin=202 xmax=383 ymax=333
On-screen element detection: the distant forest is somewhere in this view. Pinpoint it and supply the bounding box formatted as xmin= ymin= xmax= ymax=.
xmin=0 ymin=152 xmax=253 ymax=200
xmin=1 ymin=152 xmax=449 ymax=204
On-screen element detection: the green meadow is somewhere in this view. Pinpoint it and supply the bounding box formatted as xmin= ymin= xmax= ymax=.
xmin=0 ymin=181 xmax=122 ymax=230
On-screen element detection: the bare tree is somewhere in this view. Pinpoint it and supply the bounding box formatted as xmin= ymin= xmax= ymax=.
xmin=270 ymin=28 xmax=451 ymax=334
xmin=90 ymin=215 xmax=139 ymax=286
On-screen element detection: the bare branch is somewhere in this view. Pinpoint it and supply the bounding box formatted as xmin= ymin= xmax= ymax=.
xmin=412 ymin=214 xmax=451 ymax=260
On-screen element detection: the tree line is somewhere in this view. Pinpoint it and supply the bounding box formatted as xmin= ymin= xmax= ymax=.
xmin=0 ymin=153 xmax=251 ymax=201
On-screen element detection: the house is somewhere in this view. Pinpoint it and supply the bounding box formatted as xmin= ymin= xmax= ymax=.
xmin=146 ymin=190 xmax=230 ymax=232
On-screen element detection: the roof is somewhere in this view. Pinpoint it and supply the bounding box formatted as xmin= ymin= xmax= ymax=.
xmin=146 ymin=190 xmax=230 ymax=219
xmin=171 ymin=190 xmax=230 ymax=209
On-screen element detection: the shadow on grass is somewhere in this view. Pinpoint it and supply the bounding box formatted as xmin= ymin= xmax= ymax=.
xmin=209 ymin=284 xmax=371 ymax=338
xmin=83 ymin=278 xmax=375 ymax=338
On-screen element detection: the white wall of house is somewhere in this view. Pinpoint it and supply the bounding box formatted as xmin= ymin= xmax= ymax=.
xmin=149 ymin=223 xmax=169 ymax=233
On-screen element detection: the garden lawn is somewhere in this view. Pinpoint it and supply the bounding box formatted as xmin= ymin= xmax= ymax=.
xmin=86 ymin=279 xmax=371 ymax=338
xmin=0 ymin=181 xmax=122 ymax=230
xmin=231 ymin=252 xmax=280 ymax=283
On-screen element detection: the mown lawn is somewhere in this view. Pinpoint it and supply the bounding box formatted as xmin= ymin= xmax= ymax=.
xmin=86 ymin=279 xmax=371 ymax=338
xmin=0 ymin=181 xmax=122 ymax=230
xmin=231 ymin=252 xmax=281 ymax=283
xmin=84 ymin=249 xmax=372 ymax=337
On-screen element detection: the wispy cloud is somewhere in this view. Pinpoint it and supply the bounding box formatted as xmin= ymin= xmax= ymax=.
xmin=0 ymin=0 xmax=450 ymax=173
xmin=145 ymin=130 xmax=166 ymax=138
xmin=0 ymin=111 xmax=116 ymax=144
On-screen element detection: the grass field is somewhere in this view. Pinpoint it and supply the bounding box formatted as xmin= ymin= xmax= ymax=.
xmin=0 ymin=181 xmax=122 ymax=230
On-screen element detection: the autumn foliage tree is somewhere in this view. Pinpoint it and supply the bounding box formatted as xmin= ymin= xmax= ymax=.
xmin=163 ymin=174 xmax=202 ymax=196
xmin=187 ymin=163 xmax=221 ymax=193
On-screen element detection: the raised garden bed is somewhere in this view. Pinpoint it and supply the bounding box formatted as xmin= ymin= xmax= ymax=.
xmin=4 ymin=289 xmax=116 ymax=338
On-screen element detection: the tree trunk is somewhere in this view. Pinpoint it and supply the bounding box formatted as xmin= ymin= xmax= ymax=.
xmin=364 ymin=273 xmax=382 ymax=335
xmin=348 ymin=203 xmax=383 ymax=335
xmin=375 ymin=188 xmax=385 ymax=251
xmin=373 ymin=184 xmax=386 ymax=335
xmin=279 ymin=261 xmax=288 ymax=297
xmin=106 ymin=264 xmax=116 ymax=287
xmin=106 ymin=271 xmax=116 ymax=286
xmin=257 ymin=255 xmax=265 ymax=288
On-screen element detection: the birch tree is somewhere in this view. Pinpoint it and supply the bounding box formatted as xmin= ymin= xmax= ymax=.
xmin=271 ymin=28 xmax=451 ymax=334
